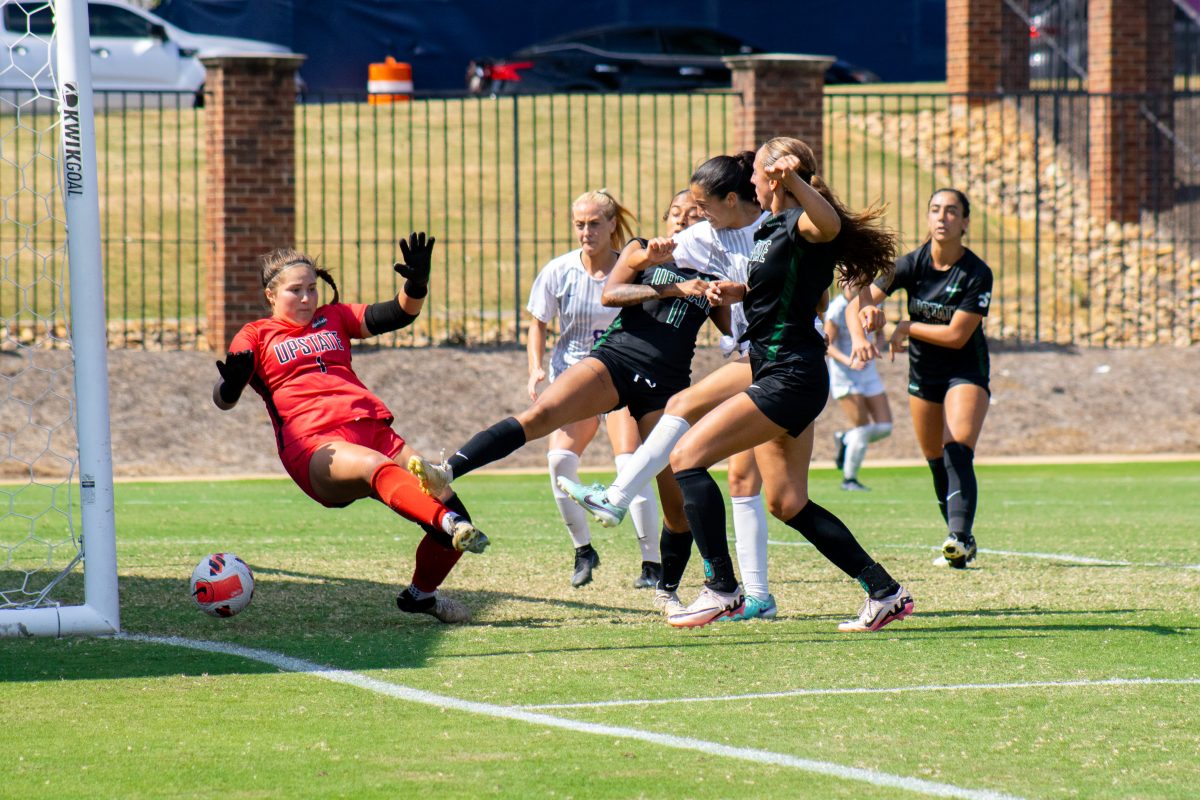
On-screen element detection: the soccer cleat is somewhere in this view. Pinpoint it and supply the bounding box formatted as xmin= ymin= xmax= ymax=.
xmin=940 ymin=533 xmax=977 ymax=569
xmin=396 ymin=588 xmax=471 ymax=623
xmin=407 ymin=454 xmax=453 ymax=497
xmin=719 ymin=593 xmax=777 ymax=622
xmin=571 ymin=546 xmax=600 ymax=587
xmin=451 ymin=519 xmax=490 ymax=554
xmin=556 ymin=476 xmax=627 ymax=528
xmin=633 ymin=561 xmax=662 ymax=589
xmin=833 ymin=430 xmax=846 ymax=470
xmin=837 ymin=585 xmax=914 ymax=632
xmin=841 ymin=478 xmax=871 ymax=492
xmin=653 ymin=588 xmax=684 ymax=615
xmin=667 ymin=585 xmax=745 ymax=628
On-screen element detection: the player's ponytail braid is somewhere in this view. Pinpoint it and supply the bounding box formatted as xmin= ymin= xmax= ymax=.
xmin=260 ymin=248 xmax=340 ymax=305
xmin=759 ymin=136 xmax=898 ymax=290
xmin=313 ymin=268 xmax=340 ymax=305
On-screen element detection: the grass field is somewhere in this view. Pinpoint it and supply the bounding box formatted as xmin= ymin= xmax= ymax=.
xmin=3 ymin=461 xmax=1199 ymax=799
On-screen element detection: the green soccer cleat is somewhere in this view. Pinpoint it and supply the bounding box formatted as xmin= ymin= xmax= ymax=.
xmin=556 ymin=476 xmax=627 ymax=528
xmin=719 ymin=593 xmax=777 ymax=622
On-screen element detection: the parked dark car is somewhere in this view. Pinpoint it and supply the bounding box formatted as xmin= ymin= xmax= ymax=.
xmin=466 ymin=24 xmax=879 ymax=95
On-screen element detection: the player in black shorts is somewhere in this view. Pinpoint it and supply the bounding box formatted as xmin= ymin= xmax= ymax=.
xmin=848 ymin=188 xmax=992 ymax=569
xmin=665 ymin=136 xmax=914 ymax=632
xmin=407 ymin=201 xmax=732 ymax=579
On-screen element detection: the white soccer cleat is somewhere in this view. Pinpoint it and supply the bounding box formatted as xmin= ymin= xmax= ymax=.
xmin=837 ymin=585 xmax=914 ymax=632
xmin=396 ymin=589 xmax=471 ymax=623
xmin=667 ymin=585 xmax=744 ymax=628
xmin=653 ymin=588 xmax=684 ymax=615
xmin=408 ymin=454 xmax=453 ymax=497
xmin=427 ymin=594 xmax=472 ymax=623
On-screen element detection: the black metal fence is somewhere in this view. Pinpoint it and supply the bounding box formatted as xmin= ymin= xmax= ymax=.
xmin=294 ymin=90 xmax=733 ymax=347
xmin=28 ymin=87 xmax=1195 ymax=349
xmin=825 ymin=90 xmax=1197 ymax=346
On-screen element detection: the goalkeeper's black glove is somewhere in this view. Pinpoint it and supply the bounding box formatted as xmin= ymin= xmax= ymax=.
xmin=394 ymin=231 xmax=436 ymax=299
xmin=216 ymin=349 xmax=254 ymax=405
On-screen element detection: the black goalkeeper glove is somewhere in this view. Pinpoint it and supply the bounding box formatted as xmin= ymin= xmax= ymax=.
xmin=394 ymin=231 xmax=436 ymax=299
xmin=216 ymin=349 xmax=254 ymax=405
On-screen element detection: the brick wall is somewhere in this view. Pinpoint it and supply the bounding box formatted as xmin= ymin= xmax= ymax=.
xmin=1088 ymin=0 xmax=1174 ymax=221
xmin=724 ymin=55 xmax=832 ymax=168
xmin=201 ymin=55 xmax=306 ymax=351
xmin=947 ymin=0 xmax=1030 ymax=97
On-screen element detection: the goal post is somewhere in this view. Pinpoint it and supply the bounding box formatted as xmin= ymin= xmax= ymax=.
xmin=0 ymin=0 xmax=119 ymax=637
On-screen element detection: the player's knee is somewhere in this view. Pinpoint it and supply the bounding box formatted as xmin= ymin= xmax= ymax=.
xmin=727 ymin=473 xmax=760 ymax=496
xmin=765 ymin=492 xmax=807 ymax=521
xmin=515 ymin=405 xmax=552 ymax=439
xmin=663 ymin=389 xmax=699 ymax=420
xmin=668 ymin=439 xmax=703 ymax=473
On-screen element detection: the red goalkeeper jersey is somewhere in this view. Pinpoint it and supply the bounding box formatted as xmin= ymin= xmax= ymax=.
xmin=229 ymin=303 xmax=392 ymax=450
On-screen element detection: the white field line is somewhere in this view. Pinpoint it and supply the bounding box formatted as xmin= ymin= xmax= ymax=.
xmin=121 ymin=633 xmax=1025 ymax=800
xmin=769 ymin=540 xmax=1200 ymax=570
xmin=521 ymin=677 xmax=1200 ymax=711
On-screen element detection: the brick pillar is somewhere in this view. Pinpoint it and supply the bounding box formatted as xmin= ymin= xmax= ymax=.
xmin=1088 ymin=0 xmax=1174 ymax=222
xmin=947 ymin=0 xmax=1030 ymax=100
xmin=201 ymin=54 xmax=306 ymax=351
xmin=723 ymin=55 xmax=833 ymax=169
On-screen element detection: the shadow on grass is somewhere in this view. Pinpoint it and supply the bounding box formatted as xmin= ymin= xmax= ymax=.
xmin=0 ymin=567 xmax=670 ymax=683
xmin=6 ymin=571 xmax=1193 ymax=684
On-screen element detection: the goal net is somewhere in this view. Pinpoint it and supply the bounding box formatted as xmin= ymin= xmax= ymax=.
xmin=0 ymin=0 xmax=118 ymax=636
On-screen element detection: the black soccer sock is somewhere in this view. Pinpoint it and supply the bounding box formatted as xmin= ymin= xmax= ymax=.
xmin=784 ymin=500 xmax=874 ymax=579
xmin=943 ymin=441 xmax=978 ymax=538
xmin=674 ymin=467 xmax=738 ymax=592
xmin=416 ymin=520 xmax=454 ymax=550
xmin=441 ymin=492 xmax=471 ymax=522
xmin=927 ymin=456 xmax=949 ymax=524
xmin=658 ymin=525 xmax=693 ymax=592
xmin=855 ymin=562 xmax=901 ymax=600
xmin=446 ymin=416 xmax=526 ymax=478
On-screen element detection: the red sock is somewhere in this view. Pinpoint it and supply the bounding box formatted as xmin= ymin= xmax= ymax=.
xmin=370 ymin=462 xmax=449 ymax=530
xmin=411 ymin=532 xmax=463 ymax=593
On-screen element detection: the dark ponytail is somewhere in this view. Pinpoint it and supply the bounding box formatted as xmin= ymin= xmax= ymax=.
xmin=260 ymin=248 xmax=340 ymax=306
xmin=759 ymin=137 xmax=897 ymax=290
xmin=690 ymin=151 xmax=757 ymax=204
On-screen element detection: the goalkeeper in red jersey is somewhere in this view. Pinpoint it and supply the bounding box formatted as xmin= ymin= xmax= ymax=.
xmin=212 ymin=233 xmax=486 ymax=623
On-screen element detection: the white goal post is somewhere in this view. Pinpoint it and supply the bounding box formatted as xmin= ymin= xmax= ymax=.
xmin=0 ymin=0 xmax=118 ymax=637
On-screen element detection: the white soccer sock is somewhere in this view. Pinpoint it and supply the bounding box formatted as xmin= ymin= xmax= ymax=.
xmin=548 ymin=449 xmax=591 ymax=548
xmin=865 ymin=421 xmax=893 ymax=442
xmin=844 ymin=422 xmax=893 ymax=480
xmin=616 ymin=452 xmax=661 ymax=562
xmin=606 ymin=414 xmax=690 ymax=508
xmin=843 ymin=426 xmax=870 ymax=480
xmin=732 ymin=494 xmax=769 ymax=600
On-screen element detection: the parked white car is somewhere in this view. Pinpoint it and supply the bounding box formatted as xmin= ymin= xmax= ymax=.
xmin=0 ymin=0 xmax=297 ymax=98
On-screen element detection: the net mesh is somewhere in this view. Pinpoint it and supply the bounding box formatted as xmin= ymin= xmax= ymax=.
xmin=0 ymin=0 xmax=83 ymax=610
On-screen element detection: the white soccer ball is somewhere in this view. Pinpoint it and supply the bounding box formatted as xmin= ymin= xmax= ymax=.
xmin=190 ymin=553 xmax=255 ymax=618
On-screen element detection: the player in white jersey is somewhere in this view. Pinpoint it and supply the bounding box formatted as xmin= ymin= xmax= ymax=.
xmin=559 ymin=152 xmax=780 ymax=619
xmin=525 ymin=190 xmax=662 ymax=588
xmin=825 ymin=285 xmax=893 ymax=491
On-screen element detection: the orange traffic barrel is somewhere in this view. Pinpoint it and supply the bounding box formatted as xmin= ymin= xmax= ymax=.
xmin=368 ymin=57 xmax=413 ymax=103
